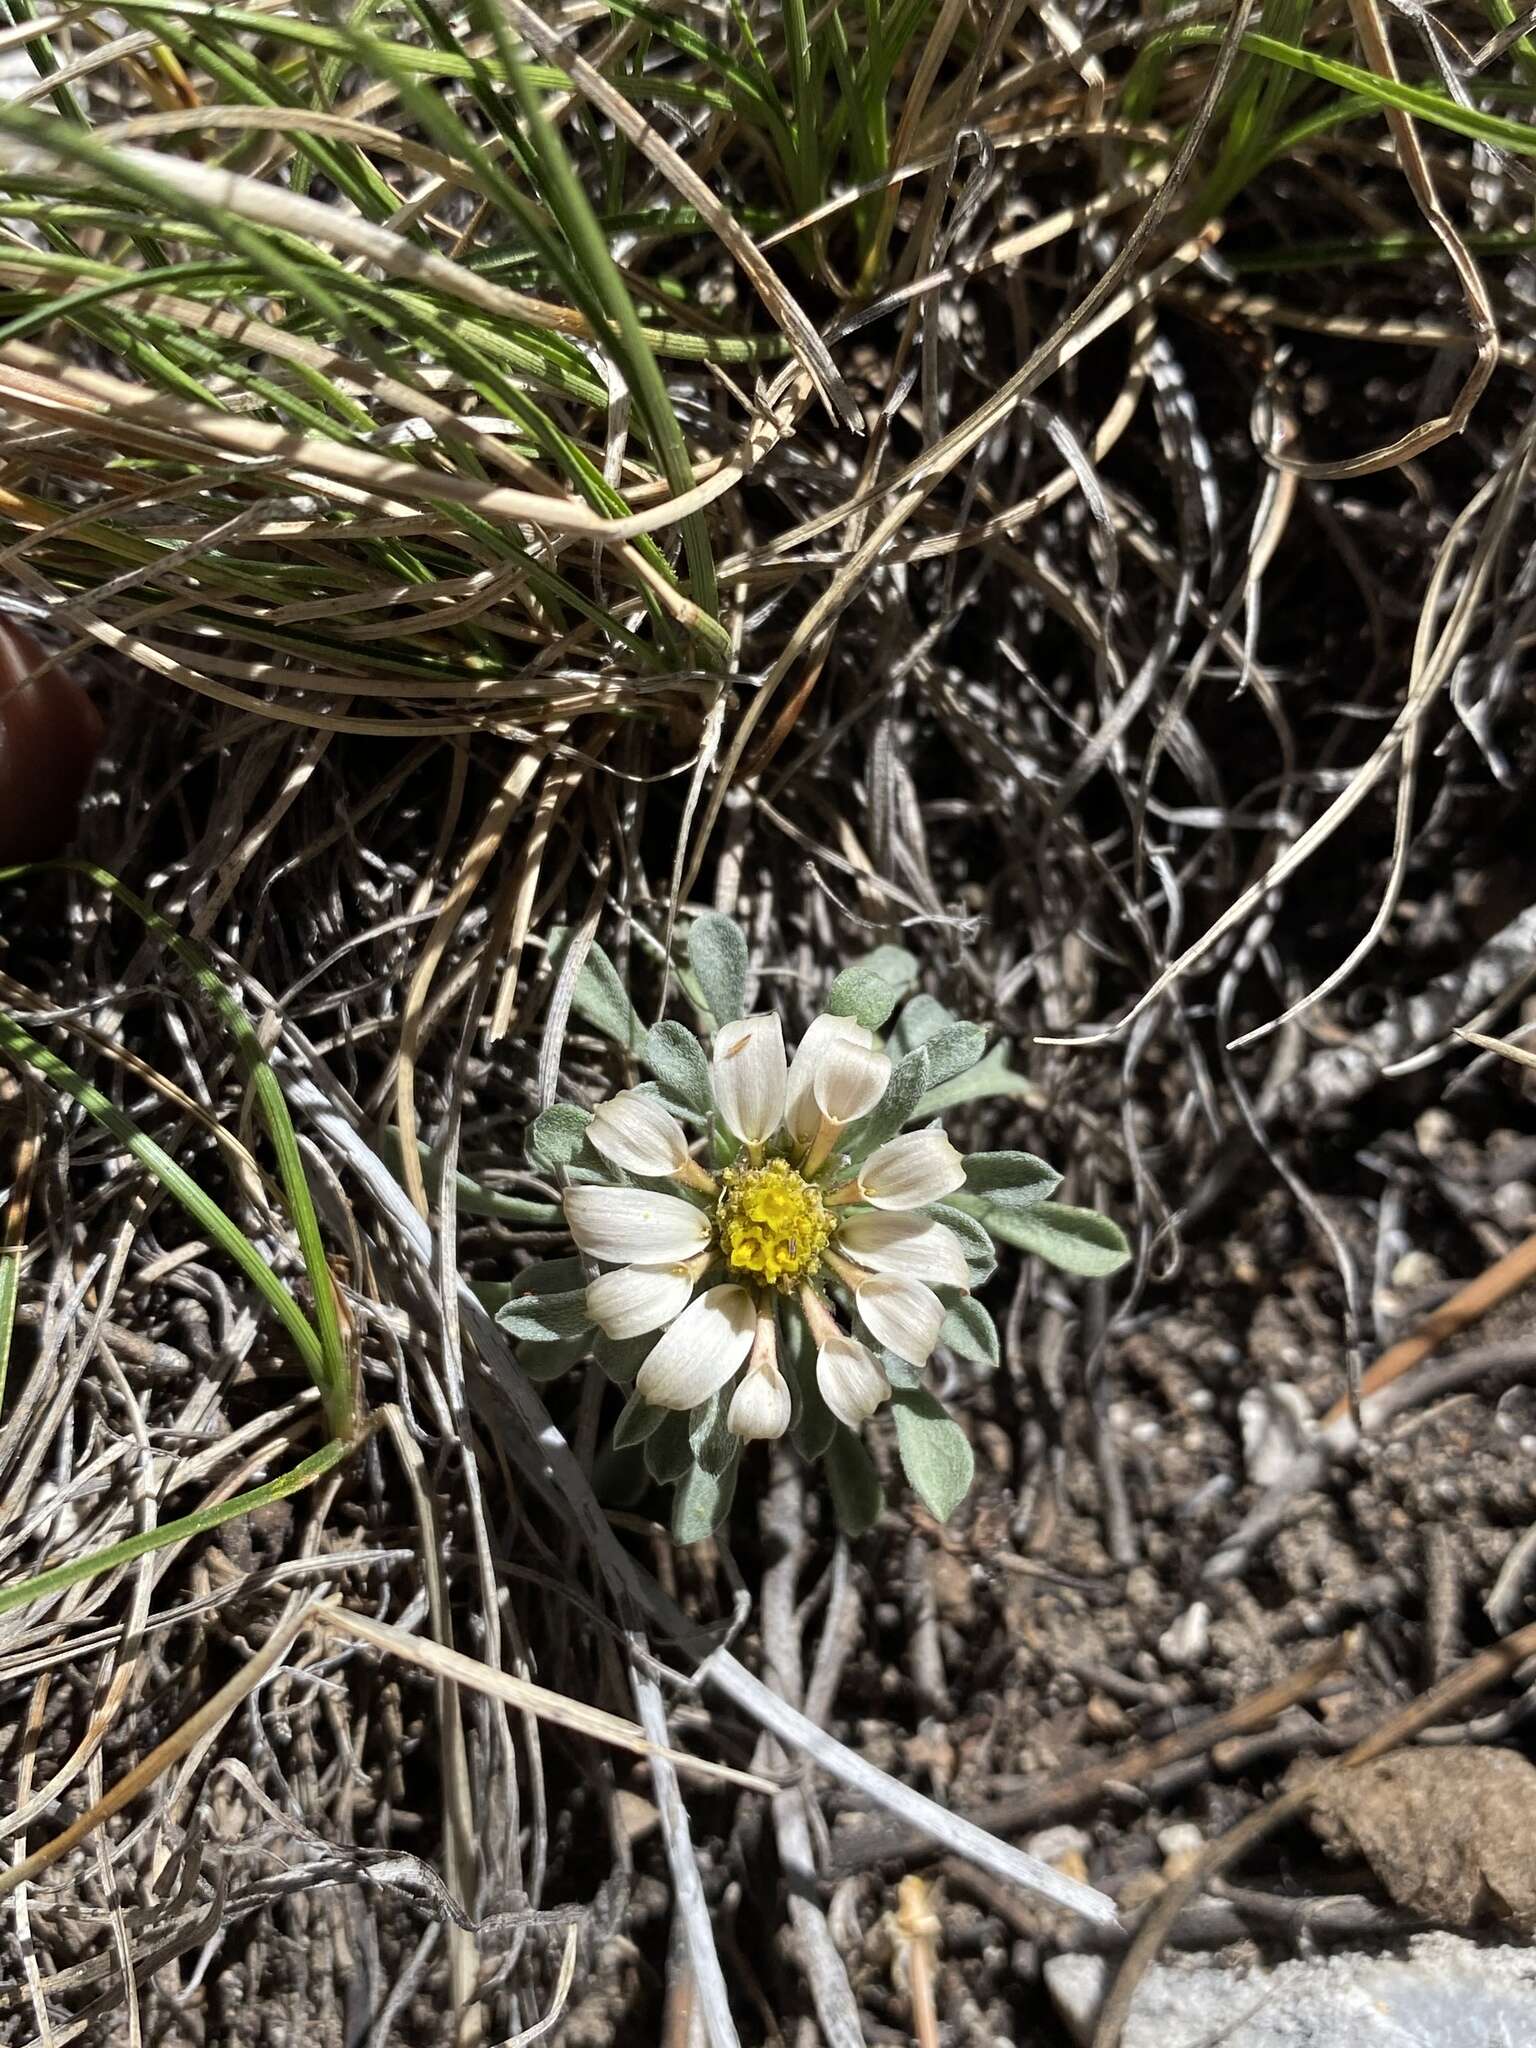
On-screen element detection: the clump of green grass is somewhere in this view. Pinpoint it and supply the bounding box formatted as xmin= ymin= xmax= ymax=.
xmin=0 ymin=859 xmax=358 ymax=1621
xmin=0 ymin=0 xmax=1527 ymax=762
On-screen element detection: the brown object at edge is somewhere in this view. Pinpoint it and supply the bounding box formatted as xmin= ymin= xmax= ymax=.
xmin=0 ymin=620 xmax=104 ymax=863
xmin=1321 ymin=1227 xmax=1536 ymax=1428
xmin=1302 ymin=1746 xmax=1536 ymax=1928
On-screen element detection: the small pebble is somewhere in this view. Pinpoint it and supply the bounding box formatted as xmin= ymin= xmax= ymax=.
xmin=1239 ymin=1383 xmax=1314 ymax=1486
xmin=1416 ymin=1109 xmax=1457 ymax=1157
xmin=1392 ymin=1249 xmax=1444 ymax=1290
xmin=1157 ymin=1822 xmax=1204 ymax=1877
xmin=1043 ymin=1955 xmax=1107 ymax=2047
xmin=1086 ymin=1693 xmax=1132 ymax=1739
xmin=1491 ymin=1180 xmax=1536 ymax=1232
xmin=1158 ymin=1602 xmax=1211 ymax=1668
xmin=1026 ymin=1823 xmax=1092 ymax=1881
xmin=1124 ymin=1567 xmax=1161 ymax=1612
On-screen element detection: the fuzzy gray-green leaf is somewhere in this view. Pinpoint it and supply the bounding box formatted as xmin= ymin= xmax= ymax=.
xmin=688 ymin=1387 xmax=736 ymax=1474
xmin=688 ymin=912 xmax=748 ymax=1030
xmin=781 ymin=1304 xmax=835 ymax=1461
xmin=548 ymin=929 xmax=646 ymax=1052
xmin=963 ymin=1150 xmax=1062 ymax=1210
xmin=853 ymin=943 xmax=918 ymax=995
xmin=920 ymin=1022 xmax=987 ymax=1089
xmin=526 ymin=1102 xmax=592 ymax=1172
xmin=889 ymin=992 xmax=957 ymax=1055
xmin=940 ymin=1297 xmax=1000 ymax=1368
xmin=595 ymin=1332 xmax=653 ymax=1384
xmin=845 ymin=1045 xmax=930 ymax=1162
xmin=516 ymin=1332 xmax=593 ymax=1381
xmin=645 ymin=1410 xmax=695 ymax=1485
xmin=613 ymin=1390 xmax=667 ymax=1449
xmin=915 ymin=1040 xmax=1037 ymax=1118
xmin=989 ymin=1201 xmax=1131 ymax=1277
xmin=891 ymin=1389 xmax=975 ymax=1521
xmin=826 ymin=1427 xmax=884 ymax=1536
xmin=671 ymin=1452 xmax=739 ymax=1542
xmin=928 ymin=1202 xmax=998 ymax=1287
xmin=826 ymin=963 xmax=901 ymax=1031
xmin=642 ymin=1019 xmax=714 ymax=1118
xmin=495 ymin=1285 xmax=592 ymax=1344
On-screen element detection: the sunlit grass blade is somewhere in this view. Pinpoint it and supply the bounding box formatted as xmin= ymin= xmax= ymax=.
xmin=0 ymin=1434 xmax=356 ymax=1619
xmin=0 ymin=860 xmax=355 ymax=1437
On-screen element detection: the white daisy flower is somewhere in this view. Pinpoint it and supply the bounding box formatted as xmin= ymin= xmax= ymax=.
xmin=501 ymin=924 xmax=1128 ymax=1542
xmin=562 ymin=1007 xmax=976 ymax=1445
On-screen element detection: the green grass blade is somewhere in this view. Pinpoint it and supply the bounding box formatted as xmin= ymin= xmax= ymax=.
xmin=0 ymin=1009 xmax=329 ymax=1391
xmin=1161 ymin=26 xmax=1536 ymax=155
xmin=0 ymin=1434 xmax=354 ymax=1619
xmin=0 ymin=861 xmax=354 ymax=1436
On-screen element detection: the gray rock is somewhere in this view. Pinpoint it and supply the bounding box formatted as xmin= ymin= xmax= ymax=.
xmin=1044 ymin=1932 xmax=1536 ymax=2047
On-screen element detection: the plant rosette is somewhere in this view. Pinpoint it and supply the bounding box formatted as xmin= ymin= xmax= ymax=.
xmin=495 ymin=916 xmax=1128 ymax=1542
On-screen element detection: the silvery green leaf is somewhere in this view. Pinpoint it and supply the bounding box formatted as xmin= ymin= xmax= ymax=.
xmin=920 ymin=1022 xmax=987 ymax=1089
xmin=645 ymin=1410 xmax=695 ymax=1485
xmin=928 ymin=1202 xmax=998 ymax=1287
xmin=873 ymin=1344 xmax=924 ymax=1391
xmin=853 ymin=943 xmax=918 ymax=995
xmin=498 ymin=1256 xmax=585 ymax=1297
xmin=671 ymin=1452 xmax=740 ymax=1542
xmin=495 ymin=1285 xmax=592 ymax=1344
xmin=989 ymin=1201 xmax=1131 ymax=1277
xmin=915 ymin=1040 xmax=1036 ymax=1118
xmin=641 ymin=1020 xmax=714 ymax=1119
xmin=613 ymin=1390 xmax=667 ymax=1449
xmin=516 ymin=1332 xmax=592 ymax=1381
xmin=940 ymin=1297 xmax=1000 ymax=1368
xmin=384 ymin=1130 xmax=563 ymax=1222
xmin=547 ymin=928 xmax=645 ymax=1052
xmin=688 ymin=1387 xmax=736 ymax=1475
xmin=469 ymin=1279 xmax=515 ymax=1312
xmin=845 ymin=1045 xmax=931 ymax=1163
xmin=826 ymin=1427 xmax=884 ymax=1537
xmin=826 ymin=964 xmax=902 ymax=1031
xmin=783 ymin=1304 xmax=836 ymax=1462
xmin=688 ymin=912 xmax=749 ymax=1031
xmin=595 ymin=1332 xmax=652 ymax=1384
xmin=892 ymin=1389 xmax=975 ymax=1521
xmin=963 ymin=1150 xmax=1062 ymax=1210
xmin=526 ymin=1103 xmax=592 ymax=1172
xmin=452 ymin=1184 xmax=562 ymax=1222
xmin=792 ymin=1369 xmax=836 ymax=1461
xmin=888 ymin=993 xmax=957 ymax=1056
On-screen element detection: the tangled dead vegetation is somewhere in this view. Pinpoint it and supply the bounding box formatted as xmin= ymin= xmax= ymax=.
xmin=2 ymin=1 xmax=1536 ymax=2041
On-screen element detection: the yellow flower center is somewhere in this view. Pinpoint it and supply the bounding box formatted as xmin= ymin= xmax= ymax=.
xmin=716 ymin=1157 xmax=832 ymax=1290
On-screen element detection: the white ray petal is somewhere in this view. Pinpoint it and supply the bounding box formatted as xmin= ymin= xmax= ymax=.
xmin=835 ymin=1211 xmax=970 ymax=1289
xmin=812 ymin=1037 xmax=891 ymax=1127
xmin=857 ymin=1127 xmax=966 ymax=1209
xmin=586 ymin=1262 xmax=696 ymax=1339
xmin=635 ymin=1284 xmax=756 ymax=1410
xmin=817 ymin=1335 xmax=891 ymax=1428
xmin=712 ymin=1012 xmax=787 ymax=1145
xmin=588 ymin=1089 xmax=692 ymax=1178
xmin=727 ymin=1362 xmax=792 ymax=1440
xmin=564 ymin=1185 xmax=711 ymax=1266
xmin=785 ymin=1013 xmax=871 ymax=1147
xmin=853 ymin=1273 xmax=946 ymax=1367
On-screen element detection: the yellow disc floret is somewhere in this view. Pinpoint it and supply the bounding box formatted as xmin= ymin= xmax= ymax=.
xmin=716 ymin=1157 xmax=833 ymax=1290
